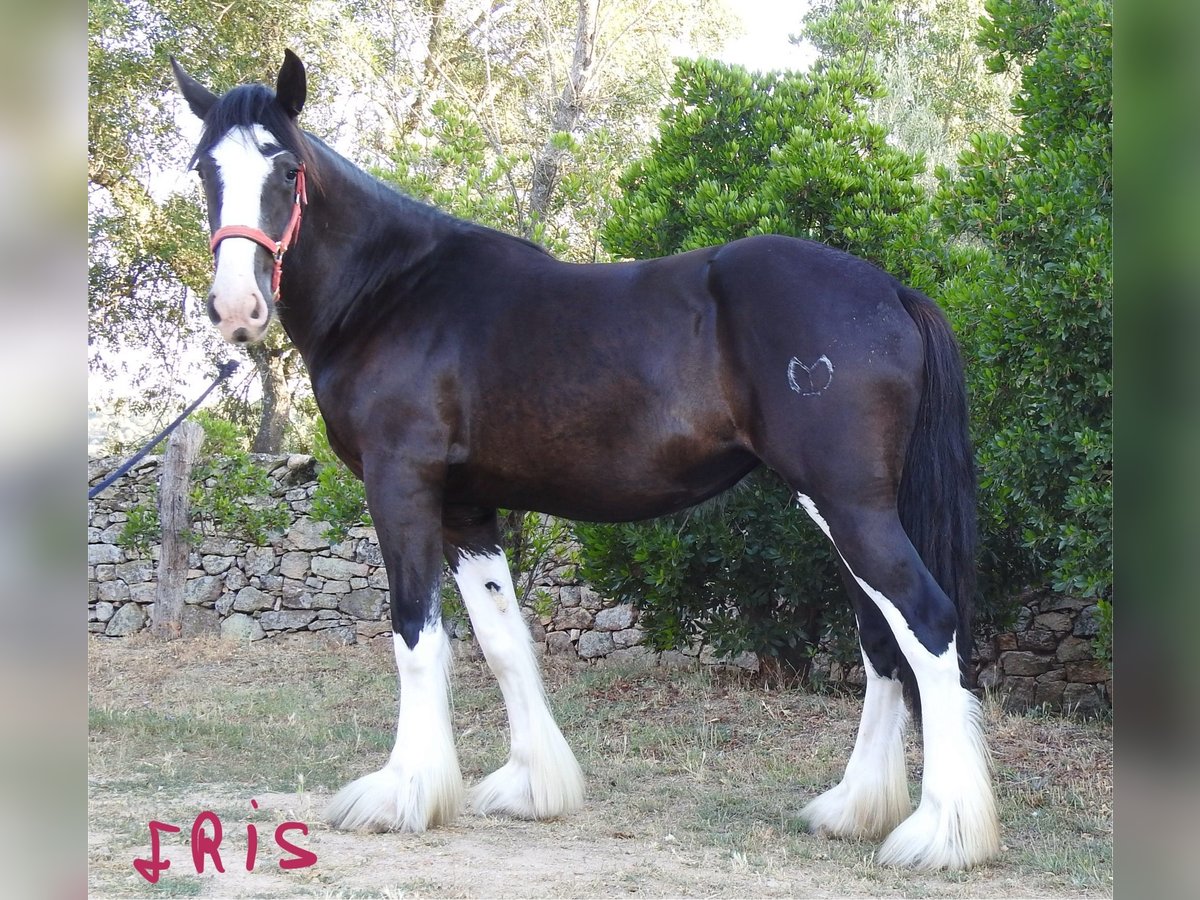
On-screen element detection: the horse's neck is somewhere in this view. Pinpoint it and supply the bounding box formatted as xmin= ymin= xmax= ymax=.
xmin=280 ymin=153 xmax=445 ymax=364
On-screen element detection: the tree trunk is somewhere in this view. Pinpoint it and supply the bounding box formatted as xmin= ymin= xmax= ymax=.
xmin=526 ymin=0 xmax=597 ymax=233
xmin=401 ymin=0 xmax=449 ymax=137
xmin=757 ymin=651 xmax=813 ymax=690
xmin=248 ymin=342 xmax=293 ymax=453
xmin=500 ymin=508 xmax=526 ymax=581
xmin=152 ymin=421 xmax=205 ymax=640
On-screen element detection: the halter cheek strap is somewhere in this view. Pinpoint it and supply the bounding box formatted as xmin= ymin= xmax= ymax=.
xmin=210 ymin=163 xmax=307 ymax=299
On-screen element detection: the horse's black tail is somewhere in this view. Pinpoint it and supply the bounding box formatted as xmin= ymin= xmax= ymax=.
xmin=895 ymin=286 xmax=978 ymax=713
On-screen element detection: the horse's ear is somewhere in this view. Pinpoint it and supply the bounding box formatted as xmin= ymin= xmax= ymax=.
xmin=171 ymin=57 xmax=218 ymax=120
xmin=276 ymin=49 xmax=307 ymax=118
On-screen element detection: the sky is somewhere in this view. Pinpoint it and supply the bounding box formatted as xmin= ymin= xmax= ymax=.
xmin=720 ymin=0 xmax=816 ymax=73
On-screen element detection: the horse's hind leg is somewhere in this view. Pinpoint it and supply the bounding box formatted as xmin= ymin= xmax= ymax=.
xmin=796 ymin=494 xmax=999 ymax=869
xmin=444 ymin=508 xmax=584 ymax=820
xmin=801 ymin=575 xmax=911 ymax=840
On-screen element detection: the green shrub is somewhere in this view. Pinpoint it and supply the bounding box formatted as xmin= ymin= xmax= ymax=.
xmin=309 ymin=463 xmax=371 ymax=543
xmin=189 ymin=452 xmax=289 ymax=546
xmin=937 ymin=0 xmax=1112 ymax=607
xmin=307 ymin=419 xmax=371 ymax=542
xmin=577 ymin=470 xmax=854 ymax=679
xmin=113 ymin=412 xmax=282 ymax=552
xmin=116 ymin=501 xmax=161 ymax=557
xmin=188 ymin=414 xmax=287 ymax=545
xmin=509 ymin=513 xmax=575 ymax=607
xmin=191 ymin=408 xmax=251 ymax=455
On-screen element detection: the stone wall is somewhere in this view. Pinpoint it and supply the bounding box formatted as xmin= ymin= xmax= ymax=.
xmin=87 ymin=453 xmax=672 ymax=667
xmin=975 ymin=591 xmax=1111 ymax=716
xmin=809 ymin=590 xmax=1111 ymax=717
xmin=88 ymin=454 xmax=1108 ymax=712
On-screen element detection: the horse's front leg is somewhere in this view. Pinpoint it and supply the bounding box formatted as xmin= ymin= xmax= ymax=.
xmin=444 ymin=507 xmax=584 ymax=820
xmin=324 ymin=472 xmax=464 ymax=832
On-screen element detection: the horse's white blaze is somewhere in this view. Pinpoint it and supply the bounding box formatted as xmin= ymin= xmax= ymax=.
xmin=208 ymin=125 xmax=275 ymax=342
xmin=802 ymin=651 xmax=911 ymax=839
xmin=797 ymin=492 xmax=1000 ymax=869
xmin=324 ymin=622 xmax=464 ymax=832
xmin=452 ymin=549 xmax=584 ymax=819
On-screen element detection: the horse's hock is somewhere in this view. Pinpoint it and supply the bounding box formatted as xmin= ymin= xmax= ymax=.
xmin=87 ymin=453 xmax=1108 ymax=714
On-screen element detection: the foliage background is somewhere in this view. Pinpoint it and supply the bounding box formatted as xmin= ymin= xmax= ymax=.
xmin=580 ymin=0 xmax=1111 ymax=673
xmin=89 ymin=0 xmax=1112 ymax=675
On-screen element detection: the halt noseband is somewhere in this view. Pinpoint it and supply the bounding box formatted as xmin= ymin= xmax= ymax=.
xmin=210 ymin=163 xmax=307 ymax=299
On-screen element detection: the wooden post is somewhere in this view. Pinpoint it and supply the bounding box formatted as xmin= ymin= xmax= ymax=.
xmin=152 ymin=420 xmax=205 ymax=639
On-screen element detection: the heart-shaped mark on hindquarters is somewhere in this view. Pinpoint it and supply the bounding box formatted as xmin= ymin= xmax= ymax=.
xmin=787 ymin=354 xmax=834 ymax=396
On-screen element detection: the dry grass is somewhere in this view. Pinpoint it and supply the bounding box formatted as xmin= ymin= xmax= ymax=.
xmin=88 ymin=634 xmax=1111 ymax=898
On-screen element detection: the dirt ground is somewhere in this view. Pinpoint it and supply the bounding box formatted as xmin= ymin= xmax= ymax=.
xmin=88 ymin=635 xmax=1112 ymax=899
xmin=95 ymin=790 xmax=903 ymax=898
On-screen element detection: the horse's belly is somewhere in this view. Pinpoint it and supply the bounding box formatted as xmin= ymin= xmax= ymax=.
xmin=446 ymin=445 xmax=758 ymax=523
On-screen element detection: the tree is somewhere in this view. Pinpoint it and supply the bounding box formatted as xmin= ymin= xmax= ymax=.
xmin=88 ymin=0 xmax=346 ymax=451
xmin=376 ymin=0 xmax=737 ymax=260
xmin=801 ymin=0 xmax=1018 ymax=180
xmin=576 ymin=57 xmax=939 ymax=678
xmin=937 ymin=0 xmax=1112 ymax=605
xmin=89 ymin=0 xmax=736 ymax=450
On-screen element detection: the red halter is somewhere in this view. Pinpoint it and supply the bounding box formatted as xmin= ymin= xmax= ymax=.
xmin=210 ymin=163 xmax=308 ymax=299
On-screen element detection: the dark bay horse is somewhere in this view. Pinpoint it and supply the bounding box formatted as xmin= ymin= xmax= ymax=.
xmin=172 ymin=51 xmax=999 ymax=869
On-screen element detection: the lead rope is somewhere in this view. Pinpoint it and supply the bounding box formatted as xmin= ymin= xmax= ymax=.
xmin=88 ymin=360 xmax=240 ymax=500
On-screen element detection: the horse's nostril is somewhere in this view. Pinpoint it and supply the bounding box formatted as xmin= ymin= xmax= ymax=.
xmin=206 ymin=295 xmax=221 ymax=324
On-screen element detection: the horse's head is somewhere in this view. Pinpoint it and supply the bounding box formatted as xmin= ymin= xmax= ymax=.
xmin=172 ymin=50 xmax=312 ymax=344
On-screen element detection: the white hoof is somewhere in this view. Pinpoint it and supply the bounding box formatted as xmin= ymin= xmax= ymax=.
xmin=325 ymin=763 xmax=464 ymax=833
xmin=875 ymin=795 xmax=1001 ymax=870
xmin=469 ymin=720 xmax=584 ymax=820
xmin=469 ymin=759 xmax=583 ymax=820
xmin=802 ymin=774 xmax=911 ymax=841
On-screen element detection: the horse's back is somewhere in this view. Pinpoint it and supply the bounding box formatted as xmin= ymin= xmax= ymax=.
xmin=421 ymin=239 xmax=752 ymax=520
xmin=705 ymin=234 xmax=925 ymax=385
xmin=706 ymin=234 xmax=915 ymax=329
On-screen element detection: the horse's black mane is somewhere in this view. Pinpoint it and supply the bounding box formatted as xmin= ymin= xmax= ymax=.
xmin=314 ymin=137 xmax=550 ymax=259
xmin=194 ymin=83 xmax=549 ymax=261
xmin=191 ymin=84 xmax=321 ymax=188
xmin=275 ymin=131 xmax=551 ymax=349
xmin=191 ymin=80 xmax=553 ymax=349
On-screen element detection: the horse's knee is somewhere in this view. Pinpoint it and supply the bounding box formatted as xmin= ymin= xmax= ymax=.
xmin=848 ymin=585 xmax=905 ymax=680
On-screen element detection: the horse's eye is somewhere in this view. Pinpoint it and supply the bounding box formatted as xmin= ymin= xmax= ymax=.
xmin=286 ymin=168 xmax=298 ymax=182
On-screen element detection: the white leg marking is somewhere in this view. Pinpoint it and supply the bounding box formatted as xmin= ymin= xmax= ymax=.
xmin=797 ymin=493 xmax=1000 ymax=869
xmin=802 ymin=650 xmax=910 ymax=839
xmin=453 ymin=550 xmax=584 ymax=819
xmin=324 ymin=621 xmax=464 ymax=831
